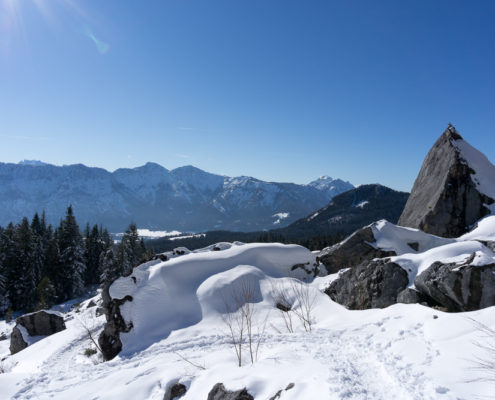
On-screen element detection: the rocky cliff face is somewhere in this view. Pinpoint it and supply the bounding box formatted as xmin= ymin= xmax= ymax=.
xmin=398 ymin=125 xmax=495 ymax=237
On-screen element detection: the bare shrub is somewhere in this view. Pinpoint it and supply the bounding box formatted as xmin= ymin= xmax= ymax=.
xmin=271 ymin=281 xmax=295 ymax=333
xmin=76 ymin=313 xmax=103 ymax=357
xmin=469 ymin=318 xmax=495 ymax=384
xmin=290 ymin=279 xmax=317 ymax=333
xmin=173 ymin=351 xmax=206 ymax=371
xmin=271 ymin=278 xmax=317 ymax=333
xmin=222 ymin=277 xmax=269 ymax=366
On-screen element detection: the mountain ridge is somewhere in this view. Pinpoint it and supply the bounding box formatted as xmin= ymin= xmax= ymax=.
xmin=0 ymin=161 xmax=354 ymax=232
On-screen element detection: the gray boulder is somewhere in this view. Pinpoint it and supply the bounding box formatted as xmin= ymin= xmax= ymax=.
xmin=10 ymin=310 xmax=66 ymax=354
xmin=414 ymin=254 xmax=495 ymax=312
xmin=10 ymin=327 xmax=29 ymax=354
xmin=163 ymin=383 xmax=187 ymax=400
xmin=207 ymin=383 xmax=254 ymax=400
xmin=397 ymin=288 xmax=427 ymax=305
xmin=325 ymin=259 xmax=409 ymax=309
xmin=317 ymin=226 xmax=396 ymax=274
xmin=398 ymin=125 xmax=495 ymax=238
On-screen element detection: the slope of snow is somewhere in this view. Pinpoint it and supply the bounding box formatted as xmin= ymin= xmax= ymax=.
xmin=1 ymin=243 xmax=495 ymax=399
xmin=460 ymin=215 xmax=495 ymax=241
xmin=454 ymin=138 xmax=495 ymax=212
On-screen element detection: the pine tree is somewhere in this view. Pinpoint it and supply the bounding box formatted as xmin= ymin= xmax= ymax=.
xmin=36 ymin=276 xmax=57 ymax=310
xmin=0 ymin=244 xmax=10 ymax=316
xmin=85 ymin=224 xmax=104 ymax=285
xmin=99 ymin=247 xmax=119 ymax=285
xmin=58 ymin=206 xmax=87 ymax=299
xmin=117 ymin=223 xmax=141 ymax=277
xmin=31 ymin=212 xmax=47 ymax=283
xmin=10 ymin=218 xmax=37 ymax=310
xmin=44 ymin=225 xmax=64 ymax=300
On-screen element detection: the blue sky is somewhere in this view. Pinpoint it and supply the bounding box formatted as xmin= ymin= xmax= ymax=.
xmin=0 ymin=0 xmax=494 ymax=191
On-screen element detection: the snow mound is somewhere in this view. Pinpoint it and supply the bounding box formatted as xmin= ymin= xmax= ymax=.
xmin=370 ymin=219 xmax=495 ymax=284
xmin=371 ymin=220 xmax=455 ymax=255
xmin=460 ymin=215 xmax=495 ymax=242
xmin=109 ymin=243 xmax=315 ymax=355
xmin=391 ymin=240 xmax=494 ymax=285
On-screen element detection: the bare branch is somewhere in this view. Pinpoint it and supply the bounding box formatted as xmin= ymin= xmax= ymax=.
xmin=173 ymin=351 xmax=206 ymax=371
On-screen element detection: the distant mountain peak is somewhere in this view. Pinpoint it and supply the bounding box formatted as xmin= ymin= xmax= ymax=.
xmin=308 ymin=176 xmax=354 ymax=193
xmin=18 ymin=160 xmax=48 ymax=166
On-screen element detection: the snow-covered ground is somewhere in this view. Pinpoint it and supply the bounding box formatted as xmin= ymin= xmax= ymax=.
xmin=1 ymin=241 xmax=494 ymax=399
xmin=114 ymin=229 xmax=183 ymax=240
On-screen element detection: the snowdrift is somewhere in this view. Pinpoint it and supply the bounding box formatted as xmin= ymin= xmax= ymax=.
xmin=109 ymin=243 xmax=316 ymax=355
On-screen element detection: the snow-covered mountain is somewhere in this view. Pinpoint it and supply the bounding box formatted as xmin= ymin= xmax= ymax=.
xmin=0 ymin=162 xmax=353 ymax=232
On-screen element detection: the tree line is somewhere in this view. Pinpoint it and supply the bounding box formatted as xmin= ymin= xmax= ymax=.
xmin=147 ymin=229 xmax=345 ymax=254
xmin=0 ymin=206 xmax=149 ymax=317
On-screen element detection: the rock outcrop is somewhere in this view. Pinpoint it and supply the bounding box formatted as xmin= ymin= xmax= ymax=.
xmin=163 ymin=383 xmax=187 ymax=400
xmin=10 ymin=310 xmax=66 ymax=354
xmin=414 ymin=253 xmax=495 ymax=312
xmin=324 ymin=259 xmax=409 ymax=309
xmin=399 ymin=125 xmax=495 ymax=238
xmin=317 ymin=226 xmax=396 ymax=274
xmin=207 ymin=383 xmax=254 ymax=400
xmin=97 ymin=284 xmax=134 ymax=361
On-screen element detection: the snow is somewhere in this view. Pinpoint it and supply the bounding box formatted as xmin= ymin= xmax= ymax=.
xmin=355 ymin=200 xmax=369 ymax=208
xmin=109 ymin=243 xmax=315 ymax=355
xmin=137 ymin=229 xmax=182 ymax=238
xmin=115 ymin=229 xmax=182 ymax=239
xmin=391 ymin=241 xmax=492 ymax=285
xmin=169 ymin=233 xmax=206 ymax=241
xmin=371 ymin=220 xmax=455 ymax=255
xmin=460 ymin=215 xmax=495 ymax=242
xmin=1 ymin=242 xmax=495 ymax=399
xmin=454 ymin=138 xmax=495 ymax=213
xmin=367 ymin=219 xmax=495 ymax=285
xmin=272 ymin=212 xmax=289 ymax=225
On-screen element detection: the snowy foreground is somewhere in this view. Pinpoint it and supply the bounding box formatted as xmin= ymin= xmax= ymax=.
xmin=1 ymin=241 xmax=495 ymax=399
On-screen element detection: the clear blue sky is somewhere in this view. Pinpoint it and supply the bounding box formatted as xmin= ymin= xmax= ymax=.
xmin=0 ymin=0 xmax=494 ymax=191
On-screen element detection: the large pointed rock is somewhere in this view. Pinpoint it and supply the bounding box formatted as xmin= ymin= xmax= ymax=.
xmin=398 ymin=125 xmax=495 ymax=237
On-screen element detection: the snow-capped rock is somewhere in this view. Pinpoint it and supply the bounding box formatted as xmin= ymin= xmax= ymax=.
xmin=398 ymin=124 xmax=495 ymax=237
xmin=10 ymin=310 xmax=66 ymax=354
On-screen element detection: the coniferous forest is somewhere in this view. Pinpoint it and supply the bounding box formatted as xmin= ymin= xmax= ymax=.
xmin=0 ymin=206 xmax=149 ymax=318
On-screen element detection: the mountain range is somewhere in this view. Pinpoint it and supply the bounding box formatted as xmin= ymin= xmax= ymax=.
xmin=0 ymin=161 xmax=353 ymax=232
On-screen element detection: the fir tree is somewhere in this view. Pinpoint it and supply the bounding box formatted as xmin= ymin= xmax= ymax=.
xmin=117 ymin=223 xmax=141 ymax=277
xmin=10 ymin=218 xmax=37 ymax=310
xmin=99 ymin=247 xmax=119 ymax=285
xmin=58 ymin=206 xmax=87 ymax=299
xmin=44 ymin=225 xmax=64 ymax=300
xmin=36 ymin=276 xmax=57 ymax=310
xmin=85 ymin=224 xmax=104 ymax=285
xmin=0 ymin=255 xmax=9 ymax=316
